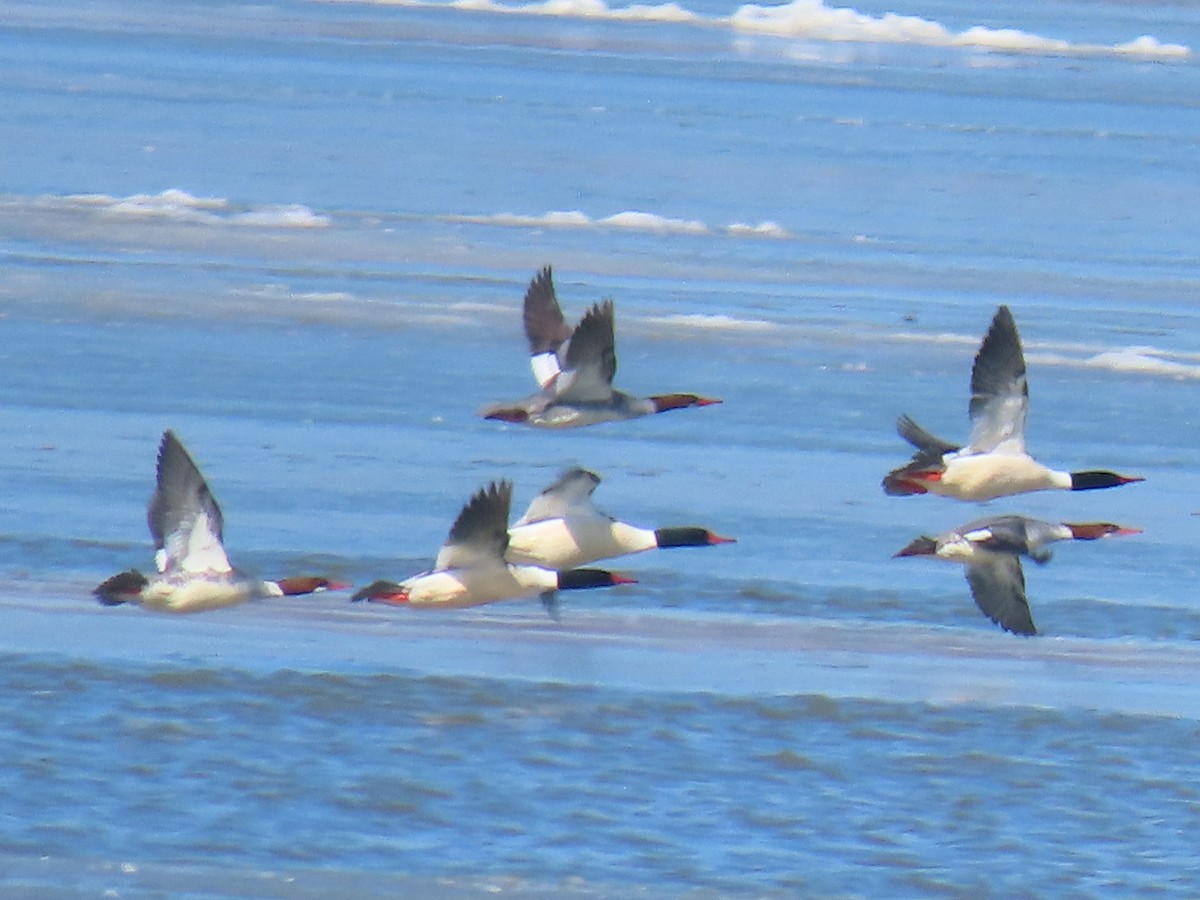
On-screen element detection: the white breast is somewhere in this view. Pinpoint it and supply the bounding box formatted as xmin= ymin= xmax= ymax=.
xmin=935 ymin=453 xmax=1071 ymax=501
xmin=404 ymin=564 xmax=557 ymax=609
xmin=140 ymin=577 xmax=255 ymax=613
xmin=507 ymin=518 xmax=656 ymax=569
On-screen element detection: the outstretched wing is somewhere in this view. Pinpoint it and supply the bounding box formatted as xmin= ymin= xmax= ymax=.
xmin=436 ymin=480 xmax=513 ymax=570
xmin=965 ymin=557 xmax=1037 ymax=636
xmin=553 ymin=300 xmax=618 ymax=403
xmin=897 ymin=414 xmax=960 ymax=457
xmin=515 ymin=468 xmax=602 ymax=526
xmin=959 ymin=516 xmax=1032 ymax=556
xmin=967 ymin=305 xmax=1028 ymax=454
xmin=147 ymin=430 xmax=231 ymax=575
xmin=523 ymin=266 xmax=572 ymax=389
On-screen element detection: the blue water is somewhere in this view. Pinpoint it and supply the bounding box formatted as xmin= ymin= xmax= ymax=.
xmin=3 ymin=0 xmax=1200 ymax=895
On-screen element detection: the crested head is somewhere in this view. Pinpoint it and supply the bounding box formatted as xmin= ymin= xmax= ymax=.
xmin=654 ymin=527 xmax=736 ymax=549
xmin=1063 ymin=523 xmax=1142 ymax=541
xmin=893 ymin=536 xmax=938 ymax=558
xmin=557 ymin=568 xmax=637 ymax=590
xmin=273 ymin=576 xmax=349 ymax=597
xmin=649 ymin=393 xmax=722 ymax=413
xmin=1069 ymin=470 xmax=1144 ymax=491
xmin=882 ymin=471 xmax=932 ymax=496
xmin=481 ymin=405 xmax=531 ymax=424
xmin=94 ymin=569 xmax=149 ymax=606
xmin=350 ymin=580 xmax=410 ymax=605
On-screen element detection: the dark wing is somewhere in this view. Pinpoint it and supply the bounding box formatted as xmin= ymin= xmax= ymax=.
xmin=959 ymin=516 xmax=1031 ymax=556
xmin=523 ymin=266 xmax=571 ymax=356
xmin=514 ymin=468 xmax=602 ymax=526
xmin=960 ymin=515 xmax=1055 ymax=564
xmin=146 ymin=430 xmax=230 ymax=574
xmin=555 ymin=300 xmax=618 ymax=401
xmin=436 ymin=480 xmax=513 ymax=570
xmin=897 ymin=414 xmax=960 ymax=456
xmin=965 ymin=557 xmax=1037 ymax=636
xmin=881 ymin=416 xmax=962 ymax=496
xmin=967 ymin=305 xmax=1028 ymax=453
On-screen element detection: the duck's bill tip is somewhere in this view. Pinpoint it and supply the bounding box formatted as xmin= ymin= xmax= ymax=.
xmin=612 ymin=574 xmax=638 ymax=585
xmin=709 ymin=533 xmax=737 ymax=545
xmin=697 ymin=397 xmax=722 ymax=407
xmin=1115 ymin=526 xmax=1143 ymax=536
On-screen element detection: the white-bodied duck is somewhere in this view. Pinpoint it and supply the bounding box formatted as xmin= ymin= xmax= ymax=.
xmin=505 ymin=467 xmax=735 ymax=569
xmin=883 ymin=305 xmax=1142 ymax=502
xmin=95 ymin=430 xmax=346 ymax=613
xmin=351 ymin=480 xmax=635 ymax=614
xmin=480 ymin=266 xmax=720 ymax=428
xmin=894 ymin=514 xmax=1140 ymax=635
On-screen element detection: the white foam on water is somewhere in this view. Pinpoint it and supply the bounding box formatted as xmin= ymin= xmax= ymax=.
xmin=228 ymin=204 xmax=331 ymax=229
xmin=233 ymin=285 xmax=355 ymax=304
xmin=1038 ymin=348 xmax=1200 ymax=381
xmin=602 ymin=210 xmax=708 ymax=234
xmin=454 ymin=0 xmax=699 ymax=22
xmin=726 ymin=220 xmax=790 ymax=238
xmin=645 ymin=312 xmax=780 ymax=331
xmin=728 ymin=1 xmax=1189 ymax=58
xmin=447 ymin=209 xmax=788 ymax=237
xmin=329 ymin=0 xmax=1190 ymax=59
xmin=44 ymin=190 xmax=330 ymax=229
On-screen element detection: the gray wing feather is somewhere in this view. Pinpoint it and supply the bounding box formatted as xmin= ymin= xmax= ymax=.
xmin=962 ymin=515 xmax=1061 ymax=563
xmin=960 ymin=515 xmax=1031 ymax=556
xmin=965 ymin=557 xmax=1037 ymax=636
xmin=438 ymin=481 xmax=512 ymax=569
xmin=883 ymin=415 xmax=961 ymax=494
xmin=147 ymin=431 xmax=229 ymax=573
xmin=148 ymin=431 xmax=222 ymax=547
xmin=515 ymin=468 xmax=602 ymax=526
xmin=897 ymin=414 xmax=960 ymax=456
xmin=523 ymin=266 xmax=572 ymax=356
xmin=968 ymin=305 xmax=1028 ymax=453
xmin=557 ymin=300 xmax=618 ymax=401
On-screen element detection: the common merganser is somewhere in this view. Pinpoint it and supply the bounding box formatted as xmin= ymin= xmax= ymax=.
xmin=94 ymin=431 xmax=346 ymax=613
xmin=479 ymin=266 xmax=720 ymax=428
xmin=505 ymin=467 xmax=735 ymax=569
xmin=351 ymin=480 xmax=635 ymax=613
xmin=883 ymin=305 xmax=1142 ymax=502
xmin=894 ymin=515 xmax=1140 ymax=635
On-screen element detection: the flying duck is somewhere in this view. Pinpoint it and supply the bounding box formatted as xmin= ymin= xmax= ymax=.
xmin=894 ymin=514 xmax=1139 ymax=635
xmin=95 ymin=430 xmax=345 ymax=612
xmin=351 ymin=479 xmax=635 ymax=614
xmin=479 ymin=266 xmax=720 ymax=428
xmin=505 ymin=467 xmax=734 ymax=569
xmin=883 ymin=305 xmax=1142 ymax=501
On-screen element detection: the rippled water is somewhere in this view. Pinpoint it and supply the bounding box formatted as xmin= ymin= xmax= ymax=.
xmin=3 ymin=0 xmax=1200 ymax=895
xmin=4 ymin=653 xmax=1200 ymax=897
